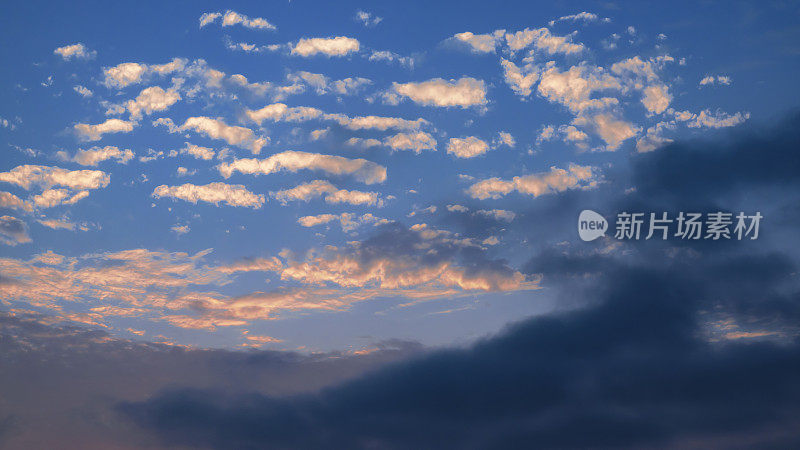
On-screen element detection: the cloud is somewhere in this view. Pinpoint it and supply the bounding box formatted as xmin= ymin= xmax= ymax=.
xmin=386 ymin=77 xmax=487 ymax=108
xmin=699 ymin=75 xmax=732 ymax=86
xmin=686 ymin=109 xmax=750 ymax=129
xmin=447 ymin=136 xmax=490 ymax=158
xmin=298 ymin=213 xmax=390 ymax=232
xmin=102 ymin=58 xmax=187 ymax=89
xmin=367 ymin=50 xmax=415 ymax=68
xmin=53 ymin=43 xmax=96 ymax=60
xmin=0 ymin=216 xmax=31 ymax=246
xmin=449 ymin=30 xmax=505 ymax=53
xmin=0 ymin=192 xmax=32 ymax=212
xmin=30 ymin=189 xmax=90 ymax=208
xmin=176 ymin=117 xmax=267 ymax=154
xmin=246 ymin=103 xmax=324 ymax=124
xmin=548 ymin=11 xmax=604 ymax=26
xmin=355 ymin=10 xmax=382 ymax=27
xmin=73 ymin=85 xmax=93 ymax=98
xmin=291 ymin=37 xmax=360 ymax=57
xmin=272 ymin=180 xmax=382 ymax=207
xmin=467 ymin=164 xmax=598 ymax=199
xmin=56 ymin=146 xmax=134 ymax=166
xmin=199 ymin=10 xmax=275 ymax=30
xmin=505 ymin=27 xmax=584 ymax=54
xmin=383 ymin=132 xmax=437 ymax=153
xmin=0 ymin=165 xmax=110 ymax=191
xmin=74 ymin=118 xmax=135 ymax=141
xmin=126 ymin=86 xmax=181 ymax=120
xmin=179 ymin=142 xmax=215 ymax=160
xmin=500 ymin=59 xmax=539 ymax=96
xmin=218 ymin=151 xmax=387 ymax=185
xmin=286 ymin=71 xmax=372 ymax=96
xmin=152 ymin=183 xmax=265 ymax=208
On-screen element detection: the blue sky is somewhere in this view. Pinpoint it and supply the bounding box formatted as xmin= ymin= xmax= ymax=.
xmin=1 ymin=0 xmax=799 ymax=353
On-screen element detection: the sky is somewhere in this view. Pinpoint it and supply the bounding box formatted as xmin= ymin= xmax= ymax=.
xmin=1 ymin=1 xmax=800 ymax=448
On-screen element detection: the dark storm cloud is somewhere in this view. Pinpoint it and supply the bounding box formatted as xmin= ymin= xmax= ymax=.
xmin=117 ymin=112 xmax=800 ymax=448
xmin=0 ymin=310 xmax=422 ymax=448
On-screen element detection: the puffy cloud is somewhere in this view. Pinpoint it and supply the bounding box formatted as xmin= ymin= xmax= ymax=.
xmin=177 ymin=117 xmax=267 ymax=154
xmin=272 ymin=180 xmax=382 ymax=207
xmin=537 ymin=65 xmax=621 ymax=113
xmin=127 ymin=86 xmax=181 ymax=120
xmin=0 ymin=191 xmax=31 ymax=212
xmin=494 ymin=131 xmax=516 ymax=148
xmin=447 ymin=136 xmax=490 ymax=158
xmin=152 ymin=182 xmax=265 ymax=208
xmin=610 ymin=56 xmax=672 ymax=114
xmin=0 ymin=165 xmax=110 ymax=191
xmin=384 ymin=132 xmax=437 ymax=153
xmin=291 ymin=37 xmax=360 ymax=57
xmin=386 ymin=77 xmax=487 ymax=108
xmin=218 ymin=151 xmax=387 ymax=185
xmin=572 ymin=112 xmax=640 ymax=151
xmin=475 ymin=209 xmax=516 ymax=222
xmin=467 ymin=164 xmax=598 ymax=199
xmin=0 ymin=215 xmax=31 ymax=245
xmin=500 ymin=59 xmax=539 ymax=96
xmin=355 ymin=10 xmax=382 ymax=27
xmin=74 ymin=118 xmax=135 ymax=141
xmin=451 ymin=30 xmax=505 ymax=53
xmin=102 ymin=58 xmax=187 ymax=89
xmin=53 ymin=43 xmax=96 ymax=60
xmin=700 ymin=75 xmax=732 ymax=86
xmin=327 ymin=114 xmax=427 ymax=131
xmin=73 ymin=85 xmax=93 ymax=98
xmin=221 ymin=10 xmax=276 ymax=30
xmin=687 ymin=109 xmax=750 ymax=129
xmin=298 ymin=213 xmax=390 ymax=232
xmin=505 ymin=27 xmax=584 ymax=54
xmin=171 ymin=224 xmax=190 ymax=235
xmin=57 ymin=146 xmax=134 ymax=166
xmin=30 ymin=189 xmax=90 ymax=208
xmin=179 ymin=142 xmax=215 ymax=160
xmin=198 ymin=12 xmax=221 ymax=27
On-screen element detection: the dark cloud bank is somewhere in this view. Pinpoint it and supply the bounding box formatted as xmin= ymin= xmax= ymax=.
xmin=5 ymin=113 xmax=800 ymax=448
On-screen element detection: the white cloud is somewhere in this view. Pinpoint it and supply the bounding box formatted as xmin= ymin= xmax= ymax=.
xmin=198 ymin=12 xmax=222 ymax=27
xmin=102 ymin=58 xmax=187 ymax=89
xmin=549 ymin=11 xmax=602 ymax=26
xmin=291 ymin=37 xmax=360 ymax=57
xmin=368 ymin=50 xmax=415 ymax=68
xmin=299 ymin=213 xmax=390 ymax=232
xmin=177 ymin=117 xmax=267 ymax=154
xmin=572 ymin=112 xmax=640 ymax=151
xmin=386 ymin=77 xmax=487 ymax=108
xmin=467 ymin=164 xmax=598 ymax=199
xmin=152 ymin=182 xmax=265 ymax=208
xmin=74 ymin=118 xmax=135 ymax=141
xmin=501 ymin=59 xmax=539 ymax=96
xmin=0 ymin=192 xmax=31 ymax=212
xmin=126 ymin=86 xmax=181 ymax=120
xmin=355 ymin=10 xmax=382 ymax=27
xmin=451 ymin=30 xmax=505 ymax=53
xmin=219 ymin=151 xmax=387 ymax=184
xmin=30 ymin=189 xmax=90 ymax=208
xmin=271 ymin=180 xmax=382 ymax=206
xmin=73 ymin=85 xmax=93 ymax=98
xmin=495 ymin=131 xmax=516 ymax=148
xmin=687 ymin=109 xmax=750 ymax=129
xmin=57 ymin=146 xmax=134 ymax=166
xmin=54 ymin=43 xmax=96 ymax=60
xmin=0 ymin=165 xmax=110 ymax=191
xmin=246 ymin=103 xmax=324 ymax=124
xmin=699 ymin=75 xmax=732 ymax=86
xmin=505 ymin=28 xmax=584 ymax=54
xmin=180 ymin=142 xmax=215 ymax=160
xmin=221 ymin=10 xmax=276 ymax=30
xmin=384 ymin=132 xmax=437 ymax=153
xmin=447 ymin=136 xmax=490 ymax=158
